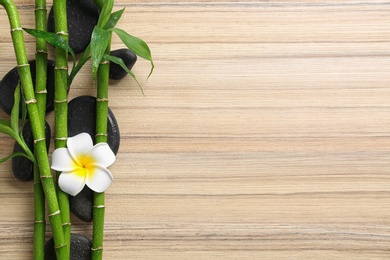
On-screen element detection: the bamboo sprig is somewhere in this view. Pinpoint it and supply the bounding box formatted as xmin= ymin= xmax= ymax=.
xmin=92 ymin=42 xmax=111 ymax=259
xmin=52 ymin=0 xmax=71 ymax=255
xmin=33 ymin=0 xmax=48 ymax=258
xmin=92 ymin=3 xmax=111 ymax=258
xmin=91 ymin=1 xmax=111 ymax=258
xmin=0 ymin=1 xmax=68 ymax=259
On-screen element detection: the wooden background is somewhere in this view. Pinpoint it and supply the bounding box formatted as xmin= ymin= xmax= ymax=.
xmin=1 ymin=0 xmax=390 ymax=259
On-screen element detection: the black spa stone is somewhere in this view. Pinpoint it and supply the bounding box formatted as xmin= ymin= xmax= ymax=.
xmin=67 ymin=95 xmax=120 ymax=221
xmin=0 ymin=60 xmax=55 ymax=117
xmin=68 ymin=95 xmax=120 ymax=154
xmin=47 ymin=0 xmax=99 ymax=54
xmin=70 ymin=185 xmax=93 ymax=222
xmin=45 ymin=233 xmax=92 ymax=260
xmin=109 ymin=48 xmax=137 ymax=80
xmin=12 ymin=120 xmax=51 ymax=182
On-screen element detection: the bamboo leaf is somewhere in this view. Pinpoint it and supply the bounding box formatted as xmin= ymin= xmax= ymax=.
xmin=104 ymin=8 xmax=125 ymax=29
xmin=23 ymin=28 xmax=75 ymax=61
xmin=10 ymin=84 xmax=20 ymax=133
xmin=20 ymin=89 xmax=27 ymax=129
xmin=0 ymin=119 xmax=10 ymax=127
xmin=91 ymin=26 xmax=110 ymax=78
xmin=0 ymin=121 xmax=16 ymax=137
xmin=0 ymin=152 xmax=32 ymax=164
xmin=104 ymin=54 xmax=144 ymax=95
xmin=97 ymin=0 xmax=114 ymax=28
xmin=109 ymin=28 xmax=154 ymax=78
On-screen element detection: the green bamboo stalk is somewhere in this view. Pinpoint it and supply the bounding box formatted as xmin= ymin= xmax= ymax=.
xmin=92 ymin=36 xmax=112 ymax=260
xmin=52 ymin=0 xmax=71 ymax=256
xmin=33 ymin=163 xmax=45 ymax=260
xmin=92 ymin=1 xmax=109 ymax=257
xmin=0 ymin=1 xmax=68 ymax=259
xmin=33 ymin=0 xmax=48 ymax=258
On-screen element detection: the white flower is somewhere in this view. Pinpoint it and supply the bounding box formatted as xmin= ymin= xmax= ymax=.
xmin=51 ymin=132 xmax=116 ymax=196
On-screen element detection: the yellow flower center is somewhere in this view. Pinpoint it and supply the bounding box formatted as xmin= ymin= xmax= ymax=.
xmin=73 ymin=154 xmax=95 ymax=178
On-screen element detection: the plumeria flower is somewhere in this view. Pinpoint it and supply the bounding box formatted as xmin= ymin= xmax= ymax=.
xmin=51 ymin=132 xmax=116 ymax=196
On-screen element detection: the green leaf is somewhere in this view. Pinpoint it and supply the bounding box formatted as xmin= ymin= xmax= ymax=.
xmin=0 ymin=121 xmax=16 ymax=138
xmin=20 ymin=89 xmax=27 ymax=129
xmin=104 ymin=8 xmax=125 ymax=29
xmin=109 ymin=28 xmax=154 ymax=78
xmin=10 ymin=84 xmax=20 ymax=133
xmin=104 ymin=54 xmax=144 ymax=95
xmin=0 ymin=118 xmax=10 ymax=127
xmin=23 ymin=28 xmax=75 ymax=61
xmin=97 ymin=0 xmax=114 ymax=28
xmin=91 ymin=26 xmax=111 ymax=78
xmin=0 ymin=152 xmax=32 ymax=164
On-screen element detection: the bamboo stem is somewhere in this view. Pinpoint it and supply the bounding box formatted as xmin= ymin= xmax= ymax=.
xmin=92 ymin=1 xmax=110 ymax=258
xmin=52 ymin=0 xmax=71 ymax=256
xmin=0 ymin=1 xmax=67 ymax=259
xmin=92 ymin=36 xmax=112 ymax=260
xmin=33 ymin=0 xmax=47 ymax=258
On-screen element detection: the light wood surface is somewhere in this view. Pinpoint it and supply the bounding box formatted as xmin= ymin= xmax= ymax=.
xmin=1 ymin=0 xmax=390 ymax=259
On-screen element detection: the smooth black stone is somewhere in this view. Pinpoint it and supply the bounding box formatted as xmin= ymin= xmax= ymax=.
xmin=12 ymin=120 xmax=51 ymax=182
xmin=45 ymin=233 xmax=91 ymax=260
xmin=109 ymin=48 xmax=137 ymax=80
xmin=47 ymin=0 xmax=99 ymax=54
xmin=68 ymin=95 xmax=120 ymax=221
xmin=70 ymin=186 xmax=93 ymax=222
xmin=68 ymin=95 xmax=120 ymax=154
xmin=0 ymin=60 xmax=55 ymax=116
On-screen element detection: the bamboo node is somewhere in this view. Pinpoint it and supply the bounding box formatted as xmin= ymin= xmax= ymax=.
xmin=17 ymin=63 xmax=30 ymax=68
xmin=54 ymin=66 xmax=68 ymax=70
xmin=96 ymin=98 xmax=109 ymax=102
xmin=95 ymin=133 xmax=108 ymax=137
xmin=54 ymin=243 xmax=67 ymax=249
xmin=34 ymin=7 xmax=47 ymax=11
xmin=49 ymin=210 xmax=61 ymax=217
xmin=25 ymin=99 xmax=37 ymax=104
xmin=33 ymin=180 xmax=41 ymax=185
xmin=91 ymin=247 xmax=103 ymax=251
xmin=34 ymin=137 xmax=45 ymax=144
xmin=40 ymin=175 xmax=53 ymax=179
xmin=36 ymin=50 xmax=48 ymax=54
xmin=11 ymin=27 xmax=23 ymax=32
xmin=100 ymin=60 xmax=110 ymax=65
xmin=54 ymin=98 xmax=68 ymax=103
xmin=34 ymin=220 xmax=45 ymax=224
xmin=93 ymin=204 xmax=105 ymax=208
xmin=55 ymin=137 xmax=68 ymax=141
xmin=62 ymin=222 xmax=72 ymax=226
xmin=35 ymin=89 xmax=47 ymax=94
xmin=56 ymin=31 xmax=68 ymax=36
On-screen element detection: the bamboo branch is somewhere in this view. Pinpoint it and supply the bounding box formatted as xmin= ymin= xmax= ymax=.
xmin=52 ymin=0 xmax=71 ymax=256
xmin=33 ymin=0 xmax=48 ymax=258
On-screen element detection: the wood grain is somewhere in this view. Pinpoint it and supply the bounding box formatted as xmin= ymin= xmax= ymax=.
xmin=1 ymin=1 xmax=390 ymax=259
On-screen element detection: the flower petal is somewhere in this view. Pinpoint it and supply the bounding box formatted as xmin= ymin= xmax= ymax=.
xmin=67 ymin=133 xmax=94 ymax=161
xmin=90 ymin=143 xmax=116 ymax=168
xmin=51 ymin=148 xmax=75 ymax=172
xmin=58 ymin=171 xmax=86 ymax=196
xmin=86 ymin=165 xmax=114 ymax=193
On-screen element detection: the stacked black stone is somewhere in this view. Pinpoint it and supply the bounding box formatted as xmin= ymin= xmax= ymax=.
xmin=12 ymin=121 xmax=51 ymax=182
xmin=68 ymin=95 xmax=120 ymax=222
xmin=109 ymin=48 xmax=137 ymax=80
xmin=47 ymin=0 xmax=99 ymax=54
xmin=0 ymin=60 xmax=55 ymax=117
xmin=44 ymin=233 xmax=92 ymax=260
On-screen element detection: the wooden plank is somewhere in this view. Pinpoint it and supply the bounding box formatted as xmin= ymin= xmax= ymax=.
xmin=1 ymin=1 xmax=390 ymax=259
